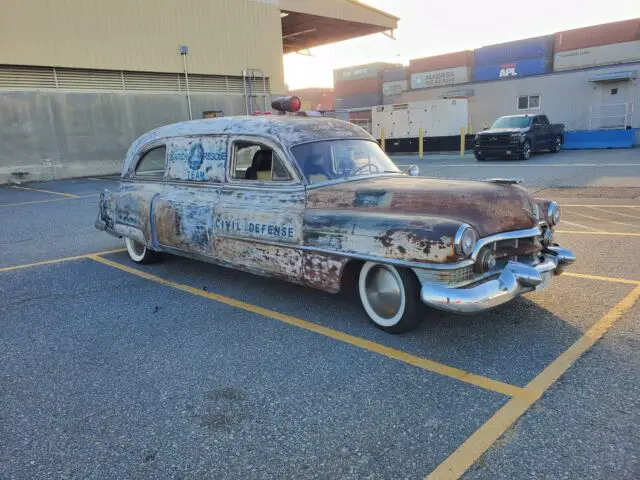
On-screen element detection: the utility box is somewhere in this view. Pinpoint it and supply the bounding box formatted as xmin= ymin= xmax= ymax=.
xmin=372 ymin=99 xmax=469 ymax=140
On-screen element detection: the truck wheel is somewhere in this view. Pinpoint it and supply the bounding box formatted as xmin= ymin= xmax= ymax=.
xmin=519 ymin=141 xmax=531 ymax=160
xmin=474 ymin=151 xmax=485 ymax=161
xmin=551 ymin=135 xmax=562 ymax=153
xmin=125 ymin=237 xmax=162 ymax=264
xmin=358 ymin=262 xmax=423 ymax=334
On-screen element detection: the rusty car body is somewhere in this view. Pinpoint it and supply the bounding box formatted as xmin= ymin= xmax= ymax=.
xmin=96 ymin=114 xmax=575 ymax=333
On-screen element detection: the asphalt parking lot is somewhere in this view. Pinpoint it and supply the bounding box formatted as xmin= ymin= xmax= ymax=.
xmin=1 ymin=150 xmax=639 ymax=479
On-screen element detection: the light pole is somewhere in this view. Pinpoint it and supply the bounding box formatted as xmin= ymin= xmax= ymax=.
xmin=179 ymin=45 xmax=193 ymax=120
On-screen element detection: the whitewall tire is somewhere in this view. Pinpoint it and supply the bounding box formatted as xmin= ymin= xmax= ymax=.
xmin=125 ymin=237 xmax=161 ymax=264
xmin=358 ymin=261 xmax=422 ymax=333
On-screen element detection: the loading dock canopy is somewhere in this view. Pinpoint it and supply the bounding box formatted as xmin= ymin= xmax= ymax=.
xmin=279 ymin=0 xmax=398 ymax=54
xmin=588 ymin=70 xmax=638 ymax=82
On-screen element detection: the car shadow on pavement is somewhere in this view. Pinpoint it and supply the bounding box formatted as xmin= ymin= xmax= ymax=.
xmin=101 ymin=251 xmax=606 ymax=388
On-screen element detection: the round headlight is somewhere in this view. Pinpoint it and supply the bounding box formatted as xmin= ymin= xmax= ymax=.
xmin=454 ymin=225 xmax=478 ymax=257
xmin=547 ymin=202 xmax=561 ymax=226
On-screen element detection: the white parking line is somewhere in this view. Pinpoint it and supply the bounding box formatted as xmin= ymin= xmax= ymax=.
xmin=585 ymin=206 xmax=640 ymax=220
xmin=560 ymin=220 xmax=601 ymax=231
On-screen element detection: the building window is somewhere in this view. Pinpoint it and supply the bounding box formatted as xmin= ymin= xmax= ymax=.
xmin=611 ymin=88 xmax=618 ymax=95
xmin=517 ymin=95 xmax=540 ymax=110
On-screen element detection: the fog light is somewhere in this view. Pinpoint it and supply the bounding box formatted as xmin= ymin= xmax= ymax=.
xmin=542 ymin=228 xmax=554 ymax=246
xmin=475 ymin=249 xmax=496 ymax=273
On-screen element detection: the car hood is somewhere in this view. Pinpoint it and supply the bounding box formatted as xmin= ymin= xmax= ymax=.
xmin=306 ymin=176 xmax=539 ymax=237
xmin=478 ymin=127 xmax=529 ymax=135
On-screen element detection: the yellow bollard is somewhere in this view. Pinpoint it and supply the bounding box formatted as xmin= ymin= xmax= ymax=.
xmin=460 ymin=127 xmax=466 ymax=157
xmin=418 ymin=128 xmax=423 ymax=158
xmin=467 ymin=120 xmax=473 ymax=135
xmin=380 ymin=127 xmax=385 ymax=152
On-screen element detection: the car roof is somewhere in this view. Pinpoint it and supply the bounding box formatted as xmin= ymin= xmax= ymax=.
xmin=129 ymin=115 xmax=374 ymax=153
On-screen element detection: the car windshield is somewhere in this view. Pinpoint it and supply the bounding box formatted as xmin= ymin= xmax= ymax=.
xmin=491 ymin=117 xmax=532 ymax=129
xmin=290 ymin=139 xmax=401 ymax=184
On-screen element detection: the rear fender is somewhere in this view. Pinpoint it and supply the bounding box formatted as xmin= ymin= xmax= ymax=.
xmin=96 ymin=187 xmax=151 ymax=245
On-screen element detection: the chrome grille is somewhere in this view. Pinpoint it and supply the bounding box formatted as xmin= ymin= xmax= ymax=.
xmin=414 ymin=265 xmax=475 ymax=286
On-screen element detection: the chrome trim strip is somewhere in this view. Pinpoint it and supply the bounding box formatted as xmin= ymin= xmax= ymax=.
xmin=471 ymin=227 xmax=542 ymax=261
xmin=211 ymin=233 xmax=474 ymax=270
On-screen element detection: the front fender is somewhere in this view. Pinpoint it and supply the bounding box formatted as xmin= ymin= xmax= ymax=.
xmin=303 ymin=210 xmax=466 ymax=264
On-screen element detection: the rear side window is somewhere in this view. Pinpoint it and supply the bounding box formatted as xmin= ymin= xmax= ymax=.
xmin=135 ymin=146 xmax=166 ymax=178
xmin=166 ymin=136 xmax=227 ymax=182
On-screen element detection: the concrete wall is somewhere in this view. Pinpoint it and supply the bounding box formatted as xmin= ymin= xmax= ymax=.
xmin=401 ymin=62 xmax=640 ymax=133
xmin=0 ymin=91 xmax=246 ymax=184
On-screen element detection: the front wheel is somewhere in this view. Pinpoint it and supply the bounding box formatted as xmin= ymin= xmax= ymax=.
xmin=519 ymin=140 xmax=531 ymax=160
xmin=358 ymin=262 xmax=423 ymax=333
xmin=551 ymin=135 xmax=562 ymax=153
xmin=125 ymin=237 xmax=162 ymax=264
xmin=474 ymin=151 xmax=485 ymax=161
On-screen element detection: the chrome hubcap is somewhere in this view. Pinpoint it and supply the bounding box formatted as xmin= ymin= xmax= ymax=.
xmin=130 ymin=240 xmax=146 ymax=257
xmin=524 ymin=144 xmax=530 ymax=158
xmin=555 ymin=138 xmax=561 ymax=150
xmin=364 ymin=265 xmax=402 ymax=319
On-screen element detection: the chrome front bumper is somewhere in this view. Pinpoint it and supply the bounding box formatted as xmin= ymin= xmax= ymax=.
xmin=420 ymin=246 xmax=576 ymax=314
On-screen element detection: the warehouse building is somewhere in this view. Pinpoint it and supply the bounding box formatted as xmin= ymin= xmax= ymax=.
xmin=0 ymin=0 xmax=398 ymax=183
xmin=336 ymin=19 xmax=639 ymax=148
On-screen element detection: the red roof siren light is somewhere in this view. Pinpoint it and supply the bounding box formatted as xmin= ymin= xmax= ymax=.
xmin=271 ymin=96 xmax=301 ymax=113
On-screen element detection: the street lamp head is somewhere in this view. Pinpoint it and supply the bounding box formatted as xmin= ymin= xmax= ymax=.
xmin=179 ymin=45 xmax=189 ymax=55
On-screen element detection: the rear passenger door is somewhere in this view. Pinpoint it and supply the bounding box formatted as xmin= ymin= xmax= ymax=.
xmin=150 ymin=135 xmax=227 ymax=257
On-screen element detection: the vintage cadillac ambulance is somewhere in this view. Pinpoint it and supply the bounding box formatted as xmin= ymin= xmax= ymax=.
xmin=96 ymin=103 xmax=575 ymax=333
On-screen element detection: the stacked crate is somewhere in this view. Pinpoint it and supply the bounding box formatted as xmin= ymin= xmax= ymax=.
xmin=333 ymin=62 xmax=399 ymax=109
xmin=553 ymin=19 xmax=640 ymax=71
xmin=408 ymin=51 xmax=473 ymax=90
xmin=472 ymin=36 xmax=554 ymax=82
xmin=380 ymin=66 xmax=408 ymax=105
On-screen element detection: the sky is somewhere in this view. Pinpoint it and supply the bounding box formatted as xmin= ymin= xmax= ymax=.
xmin=283 ymin=0 xmax=640 ymax=90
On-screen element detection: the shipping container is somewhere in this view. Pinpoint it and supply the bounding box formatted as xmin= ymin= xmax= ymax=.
xmin=474 ymin=36 xmax=553 ymax=66
xmin=348 ymin=110 xmax=372 ymax=121
xmin=555 ymin=18 xmax=640 ymax=52
xmin=410 ymin=66 xmax=470 ymax=89
xmin=333 ymin=62 xmax=399 ymax=83
xmin=334 ymin=92 xmax=381 ymax=109
xmin=288 ymin=88 xmax=335 ymax=110
xmin=382 ymin=80 xmax=408 ymax=96
xmin=372 ymin=99 xmax=469 ymax=139
xmin=382 ymin=94 xmax=403 ymax=105
xmin=554 ymin=40 xmax=640 ymax=71
xmin=381 ymin=66 xmax=407 ymax=83
xmin=408 ymin=51 xmax=473 ymax=74
xmin=473 ymin=57 xmax=550 ymax=82
xmin=334 ymin=77 xmax=380 ymax=96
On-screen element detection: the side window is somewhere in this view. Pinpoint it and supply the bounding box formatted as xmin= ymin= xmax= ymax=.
xmin=532 ymin=117 xmax=542 ymax=127
xmin=165 ymin=136 xmax=227 ymax=182
xmin=231 ymin=142 xmax=292 ymax=182
xmin=539 ymin=115 xmax=550 ymax=126
xmin=135 ymin=146 xmax=166 ymax=178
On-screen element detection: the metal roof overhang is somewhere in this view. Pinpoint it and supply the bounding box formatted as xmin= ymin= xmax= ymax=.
xmin=588 ymin=70 xmax=638 ymax=82
xmin=279 ymin=0 xmax=398 ymax=54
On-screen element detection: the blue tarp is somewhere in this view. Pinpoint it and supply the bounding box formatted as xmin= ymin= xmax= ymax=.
xmin=563 ymin=129 xmax=637 ymax=149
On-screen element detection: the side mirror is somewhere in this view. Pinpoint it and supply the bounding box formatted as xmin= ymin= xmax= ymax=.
xmin=408 ymin=165 xmax=419 ymax=177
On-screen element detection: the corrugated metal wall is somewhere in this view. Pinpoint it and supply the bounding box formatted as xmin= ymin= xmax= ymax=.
xmin=0 ymin=0 xmax=285 ymax=92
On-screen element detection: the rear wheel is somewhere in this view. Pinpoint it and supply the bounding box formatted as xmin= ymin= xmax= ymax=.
xmin=358 ymin=262 xmax=423 ymax=333
xmin=125 ymin=237 xmax=162 ymax=264
xmin=519 ymin=140 xmax=531 ymax=160
xmin=474 ymin=151 xmax=485 ymax=161
xmin=551 ymin=135 xmax=562 ymax=153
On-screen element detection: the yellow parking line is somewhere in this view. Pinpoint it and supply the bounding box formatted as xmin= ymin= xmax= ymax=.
xmin=0 ymin=195 xmax=96 ymax=208
xmin=88 ymin=254 xmax=528 ymax=399
xmin=426 ymin=284 xmax=640 ymax=480
xmin=563 ymin=272 xmax=640 ymax=286
xmin=8 ymin=185 xmax=79 ymax=198
xmin=0 ymin=248 xmax=126 ymax=273
xmin=555 ymin=230 xmax=640 ymax=237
